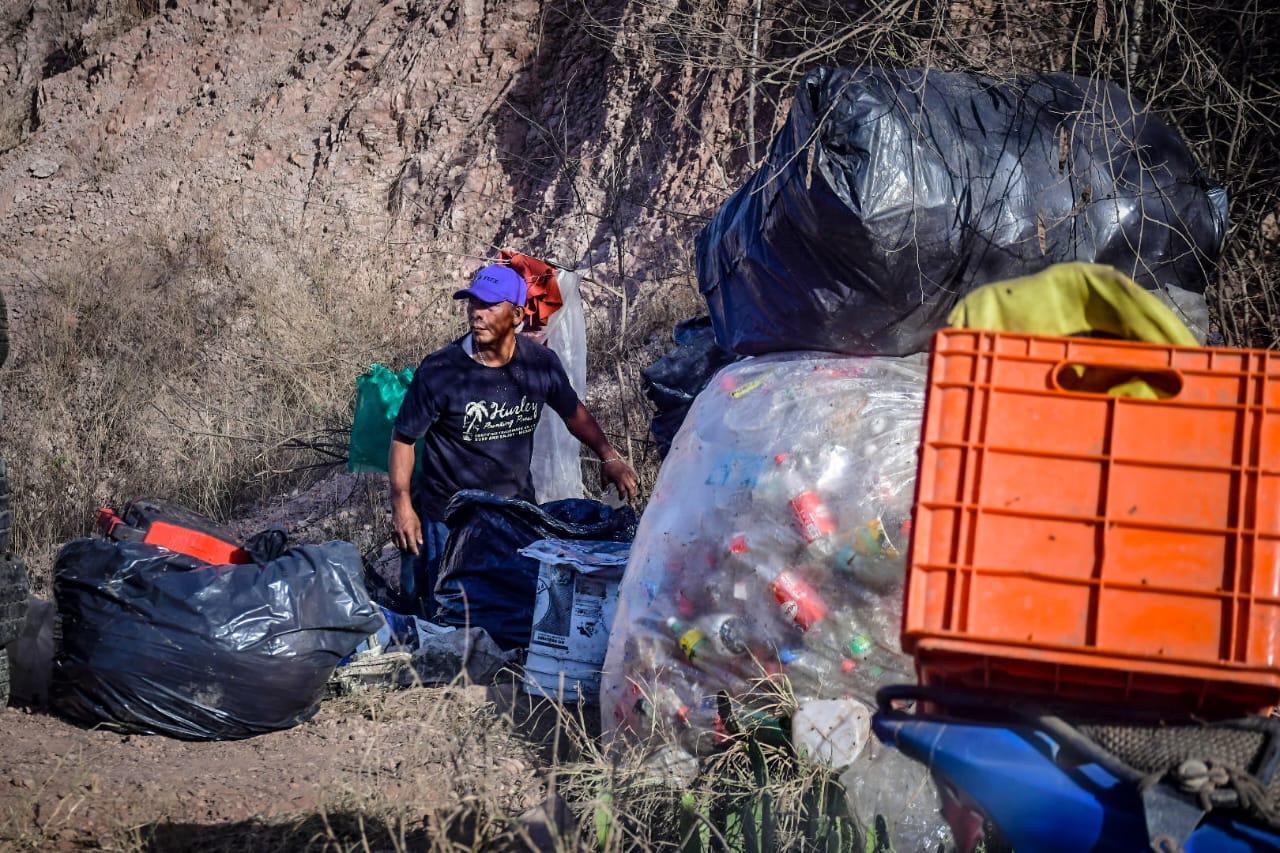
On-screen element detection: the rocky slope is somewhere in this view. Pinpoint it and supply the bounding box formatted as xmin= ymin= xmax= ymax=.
xmin=0 ymin=0 xmax=759 ymax=567
xmin=0 ymin=0 xmax=746 ymax=333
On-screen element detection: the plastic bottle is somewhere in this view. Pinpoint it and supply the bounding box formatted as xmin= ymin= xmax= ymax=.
xmin=666 ymin=614 xmax=749 ymax=664
xmin=631 ymin=682 xmax=691 ymax=732
xmin=749 ymin=453 xmax=783 ymax=506
xmin=778 ymin=646 xmax=855 ymax=698
xmin=722 ymin=533 xmax=787 ymax=604
xmin=757 ymin=453 xmax=841 ymax=560
xmin=702 ymin=613 xmax=750 ymax=657
xmin=813 ymin=444 xmax=855 ymax=492
xmin=791 ymin=490 xmax=838 ymax=553
xmin=841 ymin=643 xmax=912 ymax=699
xmin=768 ymin=569 xmax=829 ymax=631
xmin=797 ymin=609 xmax=885 ymax=699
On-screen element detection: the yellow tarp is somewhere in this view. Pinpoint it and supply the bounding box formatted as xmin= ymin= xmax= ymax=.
xmin=948 ymin=263 xmax=1198 ymax=398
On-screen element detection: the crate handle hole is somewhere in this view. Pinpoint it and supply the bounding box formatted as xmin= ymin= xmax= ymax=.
xmin=1053 ymin=362 xmax=1184 ymax=399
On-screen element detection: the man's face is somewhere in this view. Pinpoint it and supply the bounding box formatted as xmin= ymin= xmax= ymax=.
xmin=467 ymin=297 xmax=520 ymax=345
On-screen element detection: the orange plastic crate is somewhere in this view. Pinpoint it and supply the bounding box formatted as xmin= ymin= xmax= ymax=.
xmin=904 ymin=329 xmax=1280 ymax=714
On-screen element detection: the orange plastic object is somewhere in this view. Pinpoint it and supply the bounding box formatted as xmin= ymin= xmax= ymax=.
xmin=904 ymin=329 xmax=1280 ymax=714
xmin=144 ymin=521 xmax=252 ymax=566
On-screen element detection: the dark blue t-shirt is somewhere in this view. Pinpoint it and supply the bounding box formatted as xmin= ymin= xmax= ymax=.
xmin=393 ymin=335 xmax=579 ymax=522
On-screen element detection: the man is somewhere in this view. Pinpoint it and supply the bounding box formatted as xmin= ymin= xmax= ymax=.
xmin=389 ymin=262 xmax=638 ymax=616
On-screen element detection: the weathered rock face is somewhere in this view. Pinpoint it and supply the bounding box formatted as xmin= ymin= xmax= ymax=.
xmin=0 ymin=0 xmax=752 ymax=343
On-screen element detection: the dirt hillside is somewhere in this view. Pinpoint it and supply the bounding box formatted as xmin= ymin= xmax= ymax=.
xmin=0 ymin=0 xmax=753 ymax=580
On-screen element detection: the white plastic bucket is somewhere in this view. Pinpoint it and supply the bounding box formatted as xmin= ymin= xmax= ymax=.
xmin=520 ymin=539 xmax=630 ymax=702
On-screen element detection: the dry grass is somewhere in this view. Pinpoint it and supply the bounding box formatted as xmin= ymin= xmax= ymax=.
xmin=0 ymin=213 xmax=444 ymax=593
xmin=0 ymin=657 xmax=874 ymax=852
xmin=0 ymin=219 xmax=697 ymax=593
xmin=1 ymin=684 xmax=547 ymax=852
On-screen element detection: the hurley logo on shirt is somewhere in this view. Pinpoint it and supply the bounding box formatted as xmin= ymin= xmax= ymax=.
xmin=462 ymin=396 xmax=541 ymax=441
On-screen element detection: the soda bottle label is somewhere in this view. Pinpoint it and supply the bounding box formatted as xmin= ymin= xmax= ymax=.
xmin=678 ymin=627 xmax=708 ymax=660
xmin=790 ymin=491 xmax=836 ymax=543
xmin=770 ymin=571 xmax=828 ymax=630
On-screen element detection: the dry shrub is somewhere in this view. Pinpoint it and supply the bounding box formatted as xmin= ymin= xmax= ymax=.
xmin=1 ymin=219 xmax=445 ymax=591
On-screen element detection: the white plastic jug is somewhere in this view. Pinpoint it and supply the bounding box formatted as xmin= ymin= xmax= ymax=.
xmin=791 ymin=697 xmax=872 ymax=770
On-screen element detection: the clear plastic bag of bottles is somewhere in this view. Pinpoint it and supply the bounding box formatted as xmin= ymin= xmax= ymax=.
xmin=602 ymin=352 xmax=948 ymax=846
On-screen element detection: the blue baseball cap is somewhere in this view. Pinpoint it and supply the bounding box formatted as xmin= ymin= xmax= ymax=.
xmin=453 ymin=264 xmax=527 ymax=306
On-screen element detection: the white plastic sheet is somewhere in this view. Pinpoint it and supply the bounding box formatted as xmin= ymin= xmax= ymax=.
xmin=532 ymin=270 xmax=587 ymax=502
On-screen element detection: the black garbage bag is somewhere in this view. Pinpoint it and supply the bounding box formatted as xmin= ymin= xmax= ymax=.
xmin=697 ymin=67 xmax=1229 ymax=357
xmin=436 ymin=490 xmax=637 ymax=650
xmin=53 ymin=539 xmax=382 ymax=740
xmin=641 ymin=316 xmax=743 ymax=457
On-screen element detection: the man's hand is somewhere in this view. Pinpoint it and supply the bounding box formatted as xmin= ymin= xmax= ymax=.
xmin=561 ymin=403 xmax=640 ymax=502
xmin=392 ymin=497 xmax=424 ymax=555
xmin=388 ymin=433 xmax=422 ymax=553
xmin=601 ymin=457 xmax=639 ymax=502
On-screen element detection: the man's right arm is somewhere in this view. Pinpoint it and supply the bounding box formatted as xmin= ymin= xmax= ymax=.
xmin=389 ymin=433 xmax=422 ymax=554
xmin=390 ymin=366 xmax=437 ymax=556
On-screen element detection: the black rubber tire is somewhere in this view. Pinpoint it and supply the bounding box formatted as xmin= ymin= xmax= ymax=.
xmin=0 ymin=555 xmax=28 ymax=648
xmin=0 ymin=457 xmax=10 ymax=554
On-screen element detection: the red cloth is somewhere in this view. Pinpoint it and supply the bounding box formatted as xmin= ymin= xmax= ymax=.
xmin=500 ymin=250 xmax=563 ymax=331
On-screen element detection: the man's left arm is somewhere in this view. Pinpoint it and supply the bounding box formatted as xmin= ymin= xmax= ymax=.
xmin=562 ymin=403 xmax=639 ymax=501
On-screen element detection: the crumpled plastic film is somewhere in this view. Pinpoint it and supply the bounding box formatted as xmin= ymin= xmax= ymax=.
xmin=602 ymin=352 xmax=949 ymax=845
xmin=532 ymin=270 xmax=588 ymax=501
xmin=641 ymin=316 xmax=743 ymax=458
xmin=53 ymin=539 xmax=383 ymax=740
xmin=697 ymin=67 xmax=1228 ymax=357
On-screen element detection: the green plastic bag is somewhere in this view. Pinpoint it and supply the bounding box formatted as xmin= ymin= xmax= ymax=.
xmin=347 ymin=364 xmax=421 ymax=474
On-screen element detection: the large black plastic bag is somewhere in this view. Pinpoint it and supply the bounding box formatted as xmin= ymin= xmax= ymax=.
xmin=436 ymin=490 xmax=637 ymax=651
xmin=641 ymin=316 xmax=742 ymax=458
xmin=697 ymin=67 xmax=1229 ymax=357
xmin=53 ymin=539 xmax=382 ymax=740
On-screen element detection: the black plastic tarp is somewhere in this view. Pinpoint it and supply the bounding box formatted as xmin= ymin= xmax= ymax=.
xmin=436 ymin=490 xmax=637 ymax=650
xmin=53 ymin=539 xmax=382 ymax=740
xmin=696 ymin=67 xmax=1229 ymax=357
xmin=641 ymin=316 xmax=742 ymax=457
